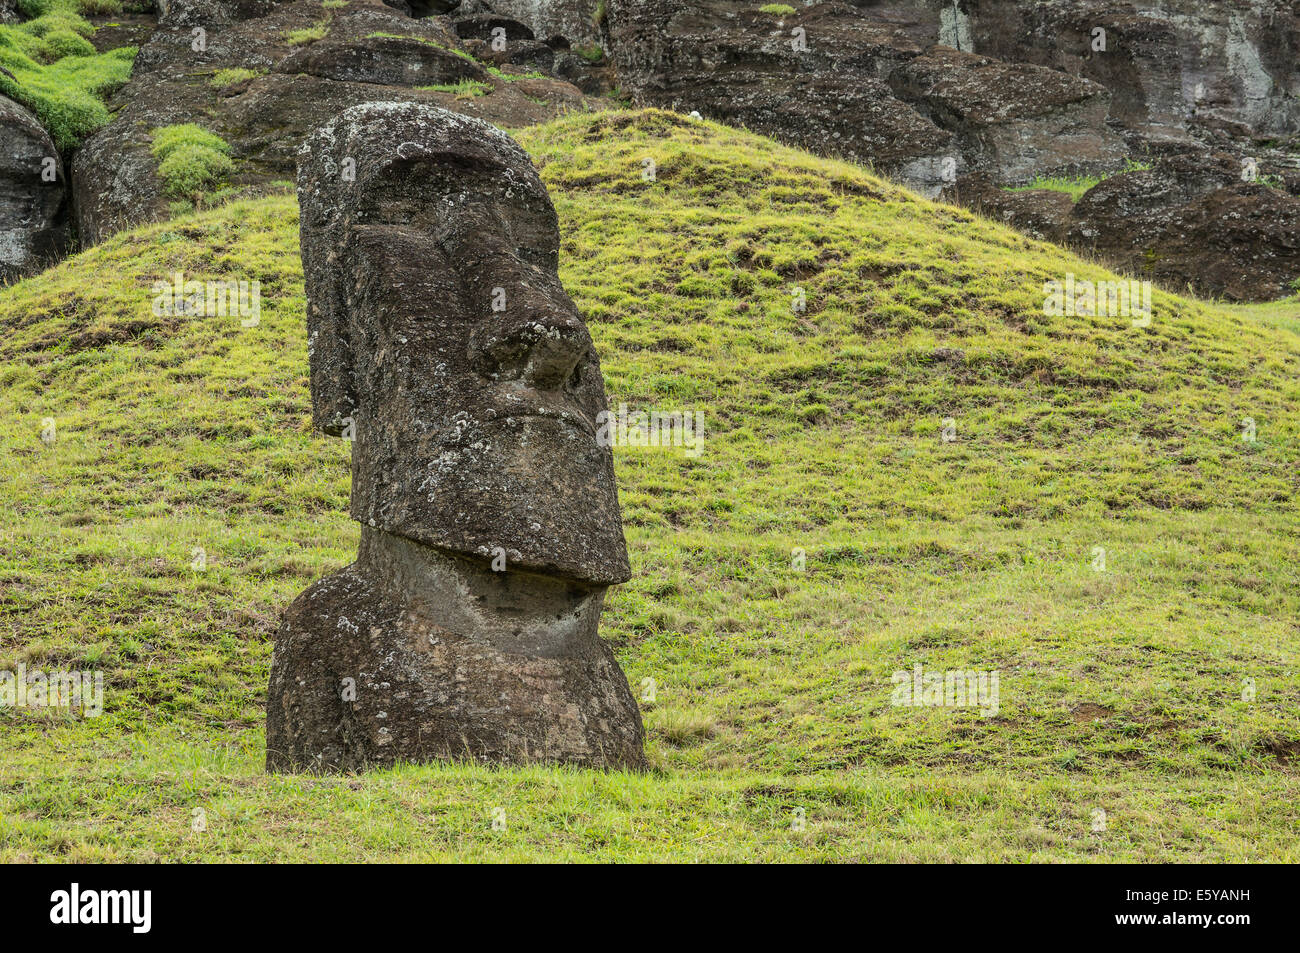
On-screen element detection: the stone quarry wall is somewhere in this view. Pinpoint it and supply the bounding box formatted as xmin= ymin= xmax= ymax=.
xmin=4 ymin=0 xmax=1298 ymax=298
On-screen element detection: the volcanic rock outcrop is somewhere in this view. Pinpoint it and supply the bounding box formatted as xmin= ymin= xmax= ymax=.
xmin=608 ymin=1 xmax=1128 ymax=193
xmin=597 ymin=0 xmax=1300 ymax=300
xmin=7 ymin=0 xmax=1298 ymax=299
xmin=265 ymin=102 xmax=646 ymax=773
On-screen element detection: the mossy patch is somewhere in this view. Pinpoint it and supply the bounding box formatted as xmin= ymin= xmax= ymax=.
xmin=420 ymin=79 xmax=491 ymax=98
xmin=17 ymin=0 xmax=121 ymax=16
xmin=486 ymin=65 xmax=547 ymax=82
xmin=284 ymin=18 xmax=330 ymax=46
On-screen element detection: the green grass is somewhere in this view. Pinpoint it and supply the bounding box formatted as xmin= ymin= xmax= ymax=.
xmin=1005 ymin=175 xmax=1104 ymax=202
xmin=17 ymin=0 xmax=122 ymax=16
xmin=1004 ymin=161 xmax=1154 ymax=203
xmin=150 ymin=124 xmax=234 ymax=200
xmin=1 ymin=109 xmax=1298 ymax=861
xmin=0 ymin=12 xmax=135 ymax=149
xmin=284 ymin=20 xmax=329 ymax=47
xmin=487 ymin=65 xmax=547 ymax=82
xmin=759 ymin=4 xmax=797 ymax=15
xmin=210 ymin=68 xmax=265 ymax=90
xmin=1223 ymin=296 xmax=1300 ymax=339
xmin=419 ymin=79 xmax=491 ymax=98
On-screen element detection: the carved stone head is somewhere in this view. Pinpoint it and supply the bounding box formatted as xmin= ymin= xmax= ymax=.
xmin=297 ymin=103 xmax=629 ymax=586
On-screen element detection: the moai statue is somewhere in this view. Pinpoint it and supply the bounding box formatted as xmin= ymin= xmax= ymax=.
xmin=266 ymin=102 xmax=646 ymax=772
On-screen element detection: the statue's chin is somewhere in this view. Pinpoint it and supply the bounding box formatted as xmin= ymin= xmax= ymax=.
xmin=356 ymin=526 xmax=607 ymax=660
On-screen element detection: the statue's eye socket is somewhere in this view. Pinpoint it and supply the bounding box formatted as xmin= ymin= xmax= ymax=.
xmin=567 ymin=364 xmax=583 ymax=390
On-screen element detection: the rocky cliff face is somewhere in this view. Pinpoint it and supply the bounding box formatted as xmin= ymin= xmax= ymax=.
xmin=608 ymin=1 xmax=1132 ymax=193
xmin=6 ymin=0 xmax=1299 ymax=299
xmin=963 ymin=0 xmax=1300 ymax=142
xmin=607 ymin=1 xmax=1298 ymax=182
xmin=492 ymin=0 xmax=1300 ymax=157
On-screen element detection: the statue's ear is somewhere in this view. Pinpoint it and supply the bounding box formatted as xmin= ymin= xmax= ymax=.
xmin=302 ymin=234 xmax=355 ymax=437
xmin=297 ymin=125 xmax=359 ymax=437
xmin=308 ymin=319 xmax=355 ymax=437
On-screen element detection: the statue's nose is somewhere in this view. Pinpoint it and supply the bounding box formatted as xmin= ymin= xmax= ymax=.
xmin=519 ymin=314 xmax=588 ymax=389
xmin=470 ymin=305 xmax=590 ymax=390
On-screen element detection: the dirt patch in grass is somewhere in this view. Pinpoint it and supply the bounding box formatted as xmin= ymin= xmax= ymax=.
xmin=1071 ymin=703 xmax=1114 ymax=723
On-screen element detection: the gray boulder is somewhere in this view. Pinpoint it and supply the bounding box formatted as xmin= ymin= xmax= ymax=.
xmin=479 ymin=0 xmax=603 ymax=47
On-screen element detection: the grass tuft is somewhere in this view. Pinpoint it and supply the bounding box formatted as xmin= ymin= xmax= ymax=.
xmin=150 ymin=124 xmax=234 ymax=199
xmin=420 ymin=79 xmax=491 ymax=99
xmin=284 ymin=20 xmax=330 ymax=47
xmin=1004 ymin=160 xmax=1155 ymax=203
xmin=210 ymin=67 xmax=265 ymax=90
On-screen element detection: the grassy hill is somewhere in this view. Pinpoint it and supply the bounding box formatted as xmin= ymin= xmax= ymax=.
xmin=2 ymin=108 xmax=1298 ymax=861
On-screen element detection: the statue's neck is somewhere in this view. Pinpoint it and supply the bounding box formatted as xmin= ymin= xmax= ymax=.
xmin=357 ymin=527 xmax=606 ymax=659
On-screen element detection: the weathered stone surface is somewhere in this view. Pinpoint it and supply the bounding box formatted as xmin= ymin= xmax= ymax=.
xmin=948 ymin=174 xmax=1074 ymax=243
xmin=890 ymin=47 xmax=1127 ymax=186
xmin=275 ymin=32 xmax=490 ymax=86
xmin=480 ymin=0 xmax=603 ymax=48
xmin=0 ymin=96 xmax=68 ymax=284
xmin=604 ymin=0 xmax=1299 ymax=298
xmin=268 ymin=102 xmax=644 ymax=772
xmin=156 ymin=0 xmax=279 ymax=26
xmin=965 ymin=0 xmax=1300 ymax=144
xmin=609 ymin=2 xmax=946 ymax=177
xmin=453 ymin=12 xmax=533 ymax=41
xmin=267 ymin=529 xmax=645 ymax=771
xmin=608 ymin=1 xmax=1123 ymax=191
